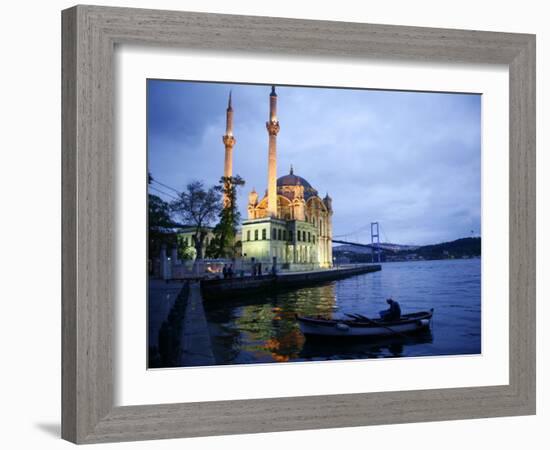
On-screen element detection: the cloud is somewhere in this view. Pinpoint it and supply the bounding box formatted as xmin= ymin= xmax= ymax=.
xmin=147 ymin=80 xmax=481 ymax=246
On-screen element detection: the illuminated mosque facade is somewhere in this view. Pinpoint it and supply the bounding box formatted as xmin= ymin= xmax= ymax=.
xmin=222 ymin=86 xmax=333 ymax=269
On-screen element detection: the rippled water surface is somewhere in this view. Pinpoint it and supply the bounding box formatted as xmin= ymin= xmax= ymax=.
xmin=204 ymin=259 xmax=481 ymax=364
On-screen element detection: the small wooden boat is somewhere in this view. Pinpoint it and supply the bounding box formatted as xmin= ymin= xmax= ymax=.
xmin=296 ymin=309 xmax=434 ymax=338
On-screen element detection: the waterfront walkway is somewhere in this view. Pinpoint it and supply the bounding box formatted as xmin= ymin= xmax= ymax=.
xmin=276 ymin=264 xmax=376 ymax=277
xmin=180 ymin=282 xmax=216 ymax=366
xmin=201 ymin=264 xmax=382 ymax=300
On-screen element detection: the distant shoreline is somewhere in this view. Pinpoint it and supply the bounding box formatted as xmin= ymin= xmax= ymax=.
xmin=333 ymin=237 xmax=481 ymax=264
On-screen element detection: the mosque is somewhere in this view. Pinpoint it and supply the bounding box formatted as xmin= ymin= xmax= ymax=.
xmin=222 ymin=86 xmax=333 ymax=270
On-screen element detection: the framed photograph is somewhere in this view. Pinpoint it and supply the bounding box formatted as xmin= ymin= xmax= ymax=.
xmin=62 ymin=5 xmax=535 ymax=444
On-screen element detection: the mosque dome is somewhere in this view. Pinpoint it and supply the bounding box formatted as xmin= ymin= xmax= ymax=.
xmin=277 ymin=166 xmax=318 ymax=200
xmin=277 ymin=173 xmax=312 ymax=189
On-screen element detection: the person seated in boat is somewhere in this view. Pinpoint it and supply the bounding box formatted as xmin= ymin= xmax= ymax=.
xmin=380 ymin=298 xmax=401 ymax=321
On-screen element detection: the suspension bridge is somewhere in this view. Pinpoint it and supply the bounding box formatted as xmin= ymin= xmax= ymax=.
xmin=332 ymin=222 xmax=388 ymax=263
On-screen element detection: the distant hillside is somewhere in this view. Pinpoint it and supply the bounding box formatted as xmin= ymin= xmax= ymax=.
xmin=333 ymin=243 xmax=419 ymax=254
xmin=333 ymin=237 xmax=481 ymax=263
xmin=408 ymin=237 xmax=481 ymax=260
xmin=333 ymin=244 xmax=373 ymax=254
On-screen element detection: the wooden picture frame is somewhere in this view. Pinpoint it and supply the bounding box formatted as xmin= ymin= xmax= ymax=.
xmin=62 ymin=5 xmax=536 ymax=444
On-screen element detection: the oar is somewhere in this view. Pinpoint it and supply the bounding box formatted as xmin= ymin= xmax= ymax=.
xmin=344 ymin=313 xmax=363 ymax=321
xmin=344 ymin=313 xmax=412 ymax=340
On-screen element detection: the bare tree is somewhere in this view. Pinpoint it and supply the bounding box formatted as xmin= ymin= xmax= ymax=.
xmin=170 ymin=181 xmax=221 ymax=260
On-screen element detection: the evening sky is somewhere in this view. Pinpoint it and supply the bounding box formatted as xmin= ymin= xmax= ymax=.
xmin=147 ymin=80 xmax=481 ymax=245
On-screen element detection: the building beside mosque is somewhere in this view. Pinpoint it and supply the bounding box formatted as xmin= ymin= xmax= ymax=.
xmin=222 ymin=86 xmax=333 ymax=270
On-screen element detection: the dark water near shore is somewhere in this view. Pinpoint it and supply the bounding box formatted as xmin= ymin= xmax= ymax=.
xmin=204 ymin=259 xmax=481 ymax=364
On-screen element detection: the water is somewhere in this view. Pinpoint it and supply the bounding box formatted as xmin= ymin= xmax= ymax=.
xmin=204 ymin=258 xmax=481 ymax=364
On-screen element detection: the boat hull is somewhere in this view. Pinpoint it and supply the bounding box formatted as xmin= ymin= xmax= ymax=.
xmin=297 ymin=311 xmax=433 ymax=338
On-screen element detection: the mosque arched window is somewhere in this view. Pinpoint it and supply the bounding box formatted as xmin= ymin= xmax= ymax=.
xmin=262 ymin=229 xmax=267 ymax=240
xmin=254 ymin=229 xmax=258 ymax=240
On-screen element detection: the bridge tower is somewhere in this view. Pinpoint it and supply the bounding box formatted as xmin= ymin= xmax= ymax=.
xmin=371 ymin=222 xmax=381 ymax=263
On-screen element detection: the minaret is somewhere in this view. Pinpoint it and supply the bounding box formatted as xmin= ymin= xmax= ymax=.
xmin=266 ymin=86 xmax=280 ymax=217
xmin=222 ymin=91 xmax=236 ymax=207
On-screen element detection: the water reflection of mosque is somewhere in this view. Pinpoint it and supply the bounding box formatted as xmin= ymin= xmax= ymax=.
xmin=205 ymin=283 xmax=338 ymax=363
